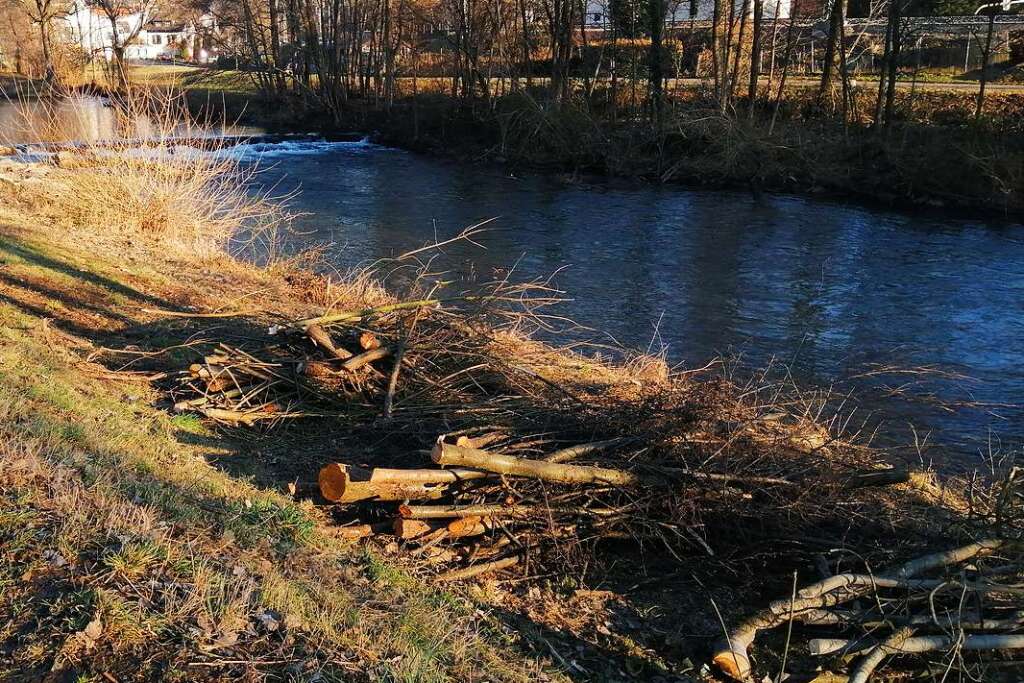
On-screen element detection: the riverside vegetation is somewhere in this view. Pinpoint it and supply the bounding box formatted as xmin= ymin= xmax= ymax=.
xmin=116 ymin=62 xmax=1022 ymax=215
xmin=1 ymin=95 xmax=1023 ymax=682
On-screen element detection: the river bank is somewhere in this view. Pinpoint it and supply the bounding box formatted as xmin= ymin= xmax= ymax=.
xmin=167 ymin=74 xmax=1024 ymax=216
xmin=5 ymin=68 xmax=1020 ymax=215
xmin=1 ymin=136 xmax=1021 ymax=681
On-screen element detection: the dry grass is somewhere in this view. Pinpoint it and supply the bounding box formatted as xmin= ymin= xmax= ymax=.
xmin=0 ymin=200 xmax=555 ymax=683
xmin=1 ymin=88 xmax=290 ymax=257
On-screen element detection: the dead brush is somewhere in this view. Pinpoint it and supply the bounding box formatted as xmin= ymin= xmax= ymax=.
xmin=137 ymin=232 xmax=913 ymax=590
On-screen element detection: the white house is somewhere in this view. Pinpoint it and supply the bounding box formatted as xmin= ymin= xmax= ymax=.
xmin=62 ymin=1 xmax=198 ymax=62
xmin=584 ymin=0 xmax=791 ymax=28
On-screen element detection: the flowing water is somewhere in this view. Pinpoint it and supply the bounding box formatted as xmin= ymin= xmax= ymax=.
xmin=241 ymin=141 xmax=1024 ymax=466
xmin=2 ymin=98 xmax=1022 ymax=467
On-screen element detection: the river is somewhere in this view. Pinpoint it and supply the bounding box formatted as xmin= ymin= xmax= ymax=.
xmin=240 ymin=140 xmax=1024 ymax=466
xmin=3 ymin=98 xmax=1022 ymax=466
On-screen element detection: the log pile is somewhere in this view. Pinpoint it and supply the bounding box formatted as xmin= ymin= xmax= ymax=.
xmin=162 ymin=287 xmax=916 ymax=588
xmin=314 ymin=435 xmax=913 ymax=583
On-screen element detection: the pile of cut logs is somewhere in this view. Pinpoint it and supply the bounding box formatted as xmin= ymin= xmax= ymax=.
xmin=317 ymin=433 xmax=799 ymax=581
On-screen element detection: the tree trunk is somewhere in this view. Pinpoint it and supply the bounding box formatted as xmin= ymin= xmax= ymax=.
xmin=975 ymin=11 xmax=996 ymax=120
xmin=818 ymin=0 xmax=846 ymax=108
xmin=648 ymin=0 xmax=667 ymax=122
xmin=883 ymin=0 xmax=902 ymax=127
xmin=747 ymin=0 xmax=764 ymax=112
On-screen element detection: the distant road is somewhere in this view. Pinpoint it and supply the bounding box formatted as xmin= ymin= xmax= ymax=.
xmin=111 ymin=63 xmax=1024 ymax=96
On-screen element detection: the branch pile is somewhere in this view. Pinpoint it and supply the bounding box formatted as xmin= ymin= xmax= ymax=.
xmin=714 ymin=468 xmax=1024 ymax=682
xmin=161 ymin=270 xmax=916 ymax=586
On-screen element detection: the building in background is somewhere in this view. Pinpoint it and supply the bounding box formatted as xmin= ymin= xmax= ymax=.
xmin=61 ymin=1 xmax=215 ymax=63
xmin=584 ymin=0 xmax=793 ymax=29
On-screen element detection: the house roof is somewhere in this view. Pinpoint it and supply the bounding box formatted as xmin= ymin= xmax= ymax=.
xmin=146 ymin=19 xmax=186 ymax=32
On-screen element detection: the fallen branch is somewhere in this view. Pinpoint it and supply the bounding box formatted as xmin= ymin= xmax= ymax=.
xmin=712 ymin=538 xmax=1006 ymax=681
xmin=293 ymin=299 xmax=469 ymax=331
xmin=342 ymin=347 xmax=391 ymax=372
xmin=432 ymin=442 xmax=646 ymax=487
xmin=436 ymin=554 xmax=521 ymax=582
xmin=307 ymin=324 xmax=354 ymax=360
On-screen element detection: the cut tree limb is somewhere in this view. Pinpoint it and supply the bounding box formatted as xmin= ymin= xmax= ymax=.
xmin=711 ymin=538 xmax=1005 ymax=681
xmin=432 ymin=442 xmax=647 ymax=486
xmin=436 ymin=555 xmax=521 ymax=582
xmin=342 ymin=347 xmax=391 ymax=372
xmin=543 ymin=438 xmax=632 ymax=463
xmin=319 ymin=463 xmax=448 ymax=503
xmin=433 ymin=442 xmax=793 ymax=488
xmin=849 ymin=626 xmax=915 ymax=683
xmin=307 ymin=324 xmax=354 ymax=360
xmin=447 ymin=517 xmax=498 ymax=538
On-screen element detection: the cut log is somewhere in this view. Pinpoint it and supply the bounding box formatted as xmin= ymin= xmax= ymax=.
xmin=432 ymin=442 xmax=646 ymax=487
xmin=307 ymin=324 xmax=353 ymax=360
xmin=393 ymin=518 xmax=445 ymax=540
xmin=447 ymin=517 xmax=497 ymax=538
xmin=349 ymin=467 xmax=490 ymax=485
xmin=319 ymin=463 xmax=448 ymax=503
xmin=359 ymin=331 xmax=382 ymax=350
xmin=436 ymin=555 xmax=521 ymax=582
xmin=342 ymin=347 xmax=391 ymax=372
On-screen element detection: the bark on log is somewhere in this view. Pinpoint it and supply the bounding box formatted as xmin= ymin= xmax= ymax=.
xmin=400 ymin=503 xmax=537 ymax=519
xmin=543 ymin=438 xmax=630 ymax=463
xmin=319 ymin=463 xmax=448 ymax=503
xmin=432 ymin=442 xmax=646 ymax=486
xmin=307 ymin=324 xmax=354 ymax=360
xmin=711 ymin=538 xmax=1005 ymax=681
xmin=436 ymin=555 xmax=521 ymax=582
xmin=455 ymin=432 xmax=507 ymax=449
xmin=342 ymin=347 xmax=391 ymax=372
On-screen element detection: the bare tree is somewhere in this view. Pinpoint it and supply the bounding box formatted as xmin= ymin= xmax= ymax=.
xmin=19 ymin=0 xmax=69 ymax=82
xmin=87 ymin=0 xmax=158 ymax=87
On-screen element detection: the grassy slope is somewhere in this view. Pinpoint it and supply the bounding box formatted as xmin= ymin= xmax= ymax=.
xmin=0 ymin=177 xmax=551 ymax=682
